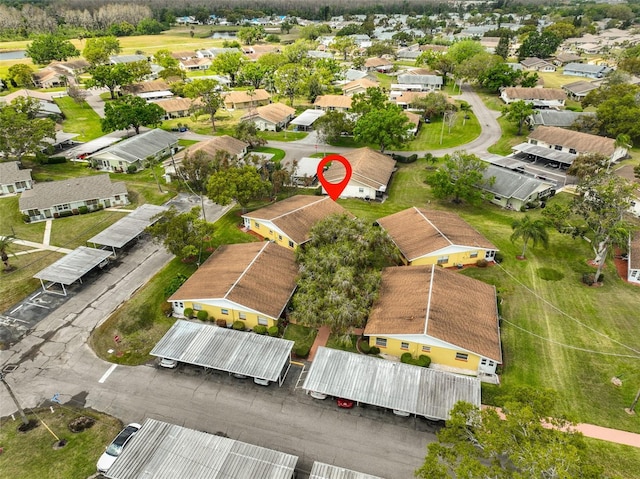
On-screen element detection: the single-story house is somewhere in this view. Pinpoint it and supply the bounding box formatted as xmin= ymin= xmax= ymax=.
xmin=110 ymin=54 xmax=147 ymax=64
xmin=563 ymin=62 xmax=612 ymax=79
xmin=479 ymin=164 xmax=556 ymax=211
xmin=500 ymin=87 xmax=567 ymax=108
xmin=628 ymin=232 xmax=640 ymax=284
xmin=153 ymin=97 xmax=196 ymax=119
xmin=554 ymin=52 xmax=582 ymax=66
xmin=177 ymin=135 xmax=248 ymax=161
xmin=122 ymin=79 xmax=172 ymax=100
xmin=527 ymin=125 xmax=626 ymax=162
xmin=169 ymin=50 xmax=197 ymax=60
xmin=46 ymin=59 xmax=90 ymax=77
xmin=392 ymin=90 xmax=429 ymax=109
xmin=168 ymin=242 xmax=298 ymax=329
xmin=520 ymin=57 xmax=556 ymax=72
xmin=364 ymin=57 xmax=393 ymax=72
xmin=404 ymin=110 xmax=421 ymax=136
xmin=313 ymin=95 xmax=352 ymax=112
xmin=32 ymin=68 xmax=66 ymax=88
xmin=364 ymin=265 xmax=502 ymax=378
xmin=242 ymin=195 xmax=351 ymax=249
xmin=19 ymin=174 xmax=128 ymax=222
xmin=527 ymin=110 xmax=596 ymax=128
xmin=88 ymin=129 xmax=178 ymax=172
xmin=341 ymin=78 xmax=379 ymax=96
xmin=240 ymin=102 xmax=296 ymax=131
xmin=376 ymin=207 xmax=498 ymax=266
xmin=179 ymin=57 xmax=212 ymax=71
xmin=223 ymin=89 xmax=271 ymax=110
xmin=561 ymin=80 xmax=600 ymax=99
xmin=321 ymin=147 xmax=396 ymax=200
xmin=0 ymin=89 xmax=61 ymax=118
xmin=0 ymin=161 xmax=33 ymax=195
xmin=396 ymin=73 xmax=443 ymax=91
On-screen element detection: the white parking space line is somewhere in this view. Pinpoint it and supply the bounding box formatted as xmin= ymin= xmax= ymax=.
xmin=99 ymin=364 xmax=118 ymax=383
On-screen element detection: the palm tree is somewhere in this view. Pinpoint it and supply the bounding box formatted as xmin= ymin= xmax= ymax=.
xmin=460 ymin=102 xmax=472 ymax=126
xmin=0 ymin=235 xmax=16 ymax=271
xmin=510 ymin=215 xmax=549 ymax=259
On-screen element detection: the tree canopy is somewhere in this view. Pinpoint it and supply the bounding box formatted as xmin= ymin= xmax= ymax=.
xmin=502 ymin=100 xmax=534 ymax=135
xmin=353 ymin=104 xmax=410 ymax=153
xmin=517 ymin=30 xmax=562 ymax=60
xmin=0 ymin=97 xmax=55 ymax=162
xmin=427 ymin=151 xmax=492 ymax=205
xmin=183 ymin=79 xmax=224 ymax=131
xmin=101 ymin=95 xmax=164 ymax=134
xmin=210 ymin=51 xmax=244 ymax=86
xmin=292 ymin=214 xmax=401 ymax=339
xmin=82 ymin=36 xmax=120 ymax=65
xmin=87 ymin=62 xmax=150 ymax=100
xmin=146 ymin=207 xmax=215 ymax=261
xmin=207 ymin=165 xmax=271 ymax=212
xmin=510 ymin=215 xmax=549 ymax=258
xmin=26 ymin=34 xmax=79 ymax=64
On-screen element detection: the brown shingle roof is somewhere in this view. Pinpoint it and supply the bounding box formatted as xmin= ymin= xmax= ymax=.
xmin=153 ymin=97 xmax=195 ymax=113
xmin=365 ymin=57 xmax=392 ymax=67
xmin=323 ymin=147 xmax=396 ymax=191
xmin=630 ymin=231 xmax=640 ymax=270
xmin=364 ymin=265 xmax=501 ymax=362
xmin=224 ymin=89 xmax=271 ymax=106
xmin=503 ymin=87 xmax=567 ymax=101
xmin=243 ymin=196 xmax=352 ymax=244
xmin=341 ymin=78 xmax=379 ymax=93
xmin=0 ymin=89 xmax=53 ymax=103
xmin=18 ymin=174 xmax=127 ymax=211
xmin=168 ymin=242 xmax=298 ymax=319
xmin=528 ymin=125 xmax=615 ymax=156
xmin=240 ymin=102 xmax=295 ymax=124
xmin=179 ymin=135 xmax=248 ymax=159
xmin=313 ymin=95 xmax=352 ymax=109
xmin=393 ymin=91 xmax=429 ymax=105
xmin=123 ymin=79 xmax=170 ymax=95
xmin=170 ymin=50 xmax=197 ymax=59
xmin=377 ymin=207 xmax=496 ymax=262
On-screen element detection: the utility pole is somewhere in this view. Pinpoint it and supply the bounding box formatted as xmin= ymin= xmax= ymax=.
xmin=0 ymin=372 xmax=28 ymax=426
xmin=627 ymin=387 xmax=640 ymax=415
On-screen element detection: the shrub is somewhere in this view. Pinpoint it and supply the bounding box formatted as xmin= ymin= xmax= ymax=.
xmin=232 ymin=320 xmax=245 ymax=331
xmin=78 ymin=206 xmax=89 ymax=214
xmin=267 ymin=325 xmax=279 ymax=337
xmin=582 ymin=273 xmax=595 ymax=286
xmin=369 ymin=346 xmax=380 ymax=355
xmin=127 ymin=165 xmax=138 ymax=174
xmin=253 ymin=325 xmax=268 ymax=335
xmin=360 ymin=341 xmax=371 ymax=354
xmin=265 ymin=34 xmax=280 ymax=43
xmin=216 ymin=319 xmax=228 ymax=328
xmin=163 ymin=273 xmax=188 ymax=298
xmin=46 ymin=156 xmax=66 ymax=164
xmin=196 ymin=310 xmax=209 ymax=321
xmin=183 ymin=307 xmax=194 ymax=318
xmin=494 ymin=251 xmax=504 ymax=264
xmin=59 ymin=210 xmax=73 ymax=218
xmin=160 ymin=302 xmax=173 ymax=317
xmin=22 ymin=214 xmax=30 ymax=223
xmin=294 ymin=345 xmax=310 ymax=358
xmin=400 ymin=352 xmax=413 ymax=363
xmin=476 ymin=259 xmax=488 ymax=268
xmin=416 ymin=355 xmax=431 ymax=367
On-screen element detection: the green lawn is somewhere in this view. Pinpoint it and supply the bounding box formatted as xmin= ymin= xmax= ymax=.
xmin=487 ymin=114 xmax=526 ymax=156
xmin=283 ymin=323 xmax=318 ymax=353
xmin=252 ymin=146 xmax=285 ymax=163
xmin=325 ymin=333 xmax=359 ymax=353
xmin=400 ymin=114 xmax=481 ymax=151
xmin=0 ymin=407 xmax=122 ymax=479
xmin=0 ymin=195 xmax=46 ymax=242
xmin=54 ymin=96 xmax=103 ymax=142
xmin=48 ymin=210 xmax=128 ymax=249
xmin=257 ymin=130 xmax=308 ymax=142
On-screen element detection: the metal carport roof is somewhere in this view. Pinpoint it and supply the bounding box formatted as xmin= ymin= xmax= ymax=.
xmin=310 ymin=462 xmax=384 ymax=479
xmin=302 ymin=347 xmax=480 ymax=420
xmin=512 ymin=142 xmax=577 ymax=165
xmin=291 ymin=109 xmax=325 ymax=126
xmin=33 ymin=246 xmax=112 ymax=294
xmin=105 ymin=418 xmax=298 ymax=479
xmin=150 ymin=320 xmax=294 ymax=384
xmin=87 ymin=204 xmax=168 ymax=250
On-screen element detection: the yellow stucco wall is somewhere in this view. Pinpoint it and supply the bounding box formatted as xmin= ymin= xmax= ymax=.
xmin=368 ymin=336 xmax=481 ymax=371
xmin=410 ymin=250 xmax=484 ymax=267
xmin=249 ymin=219 xmax=296 ymax=249
xmin=184 ymin=301 xmax=277 ymax=329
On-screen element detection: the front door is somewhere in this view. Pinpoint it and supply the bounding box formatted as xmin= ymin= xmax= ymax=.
xmin=485 ymin=250 xmax=496 ymax=260
xmin=479 ymin=358 xmax=496 ymax=374
xmin=104 ymin=199 xmax=111 ymax=208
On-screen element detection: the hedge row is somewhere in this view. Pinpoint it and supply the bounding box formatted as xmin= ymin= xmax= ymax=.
xmin=400 ymin=352 xmax=431 ymax=368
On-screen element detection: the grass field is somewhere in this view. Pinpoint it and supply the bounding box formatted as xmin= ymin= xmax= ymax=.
xmin=0 ymin=407 xmax=122 ymax=479
xmin=48 ymin=210 xmax=129 ymax=249
xmin=54 ymin=96 xmax=103 ymax=142
xmin=253 ymin=146 xmax=286 ymax=163
xmin=400 ymin=113 xmax=481 ymax=151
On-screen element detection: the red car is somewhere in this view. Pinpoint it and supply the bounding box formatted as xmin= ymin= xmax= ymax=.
xmin=337 ymin=398 xmax=354 ymax=409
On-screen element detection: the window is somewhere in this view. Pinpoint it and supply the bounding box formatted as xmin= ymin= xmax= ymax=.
xmin=358 ymin=187 xmax=364 ymax=193
xmin=269 ymin=229 xmax=273 ymax=235
xmin=455 ymin=352 xmax=469 ymax=361
xmin=288 ymin=240 xmax=294 ymax=248
xmin=569 ymin=148 xmax=577 ymax=154
xmin=254 ymin=222 xmax=260 ymax=229
xmin=421 ymin=345 xmax=431 ymax=353
xmin=114 ymin=195 xmax=120 ymax=201
xmin=15 ymin=181 xmax=27 ymax=189
xmin=258 ymin=316 xmax=268 ymax=326
xmin=193 ymin=303 xmax=202 ymax=311
xmin=400 ymin=342 xmax=409 ymax=350
xmin=55 ymin=204 xmax=70 ymax=212
xmin=529 ymin=139 xmax=537 ymax=145
xmin=27 ymin=209 xmax=39 ymax=217
xmin=375 ymin=338 xmax=387 ymax=347
xmin=238 ymin=312 xmax=247 ymax=320
xmin=470 ymin=252 xmax=478 ymax=258
xmin=494 ymin=196 xmax=502 ymax=201
xmin=86 ymin=199 xmax=98 ymax=206
xmin=176 ymin=301 xmax=184 ymax=308
xmin=221 ymin=309 xmax=229 ymax=315
xmin=437 ymin=256 xmax=449 ymax=265
xmin=278 ymin=235 xmax=282 ymax=241
xmin=554 ymin=145 xmax=562 ymax=151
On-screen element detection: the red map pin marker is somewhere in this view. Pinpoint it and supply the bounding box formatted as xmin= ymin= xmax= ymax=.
xmin=317 ymin=154 xmax=352 ymax=201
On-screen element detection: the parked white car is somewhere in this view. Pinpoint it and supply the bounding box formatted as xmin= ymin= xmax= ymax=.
xmin=159 ymin=358 xmax=178 ymax=369
xmin=97 ymin=423 xmax=142 ymax=472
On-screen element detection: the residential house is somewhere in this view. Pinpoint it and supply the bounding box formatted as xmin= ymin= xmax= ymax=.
xmin=110 ymin=54 xmax=147 ymax=64
xmin=404 ymin=111 xmax=421 ymax=136
xmin=243 ymin=45 xmax=280 ymax=61
xmin=240 ymin=102 xmax=295 ymax=131
xmin=168 ymin=242 xmax=298 ymax=329
xmin=395 ymin=73 xmax=443 ymax=92
xmin=363 ymin=265 xmax=502 ymax=378
xmin=292 ymin=157 xmax=322 ymax=185
xmin=241 ymin=195 xmax=351 ymax=249
xmin=45 ymin=59 xmax=90 ymax=81
xmin=377 ymin=207 xmax=498 ymax=266
xmin=313 ymin=95 xmax=352 ymax=112
xmin=122 ymin=79 xmax=172 ymax=100
xmin=628 ymin=232 xmax=640 ymax=284
xmin=153 ymin=97 xmax=196 ymax=119
xmin=500 ymin=87 xmax=567 ymax=109
xmin=223 ymin=89 xmax=271 ymax=110
xmin=0 ymin=89 xmax=62 ymax=118
xmin=613 ymin=164 xmax=640 ymax=218
xmin=176 ymin=135 xmax=248 ymax=161
xmin=561 ymin=80 xmax=600 ymax=100
xmin=563 ymin=62 xmax=611 ymax=79
xmin=520 ymin=57 xmax=556 ymax=72
xmin=480 ymin=37 xmax=500 ymax=54
xmin=479 ymin=164 xmax=556 ymax=211
xmin=196 ymin=47 xmax=242 ymax=59
xmin=527 ymin=125 xmax=627 ymax=162
xmin=32 ymin=68 xmax=66 ymax=88
xmin=0 ymin=161 xmax=33 ymax=195
xmin=392 ymin=90 xmax=429 ymax=109
xmin=340 ymin=69 xmax=378 ymax=83
xmin=341 ymin=78 xmax=379 ymax=96
xmin=554 ymin=52 xmax=582 ymax=66
xmin=527 ymin=110 xmax=596 ymax=128
xmin=321 ymin=147 xmax=396 ymax=200
xmin=179 ymin=57 xmax=212 ymax=71
xmin=88 ymin=129 xmax=178 ymax=172
xmin=170 ymin=50 xmax=197 ymax=60
xmin=19 ymin=174 xmax=128 ymax=222
xmin=364 ymin=57 xmax=393 ymax=72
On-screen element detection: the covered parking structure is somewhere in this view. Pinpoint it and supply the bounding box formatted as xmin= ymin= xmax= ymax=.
xmin=87 ymin=204 xmax=168 ymax=256
xmin=511 ymin=142 xmax=576 ymax=168
xmin=105 ymin=418 xmax=298 ymax=479
xmin=33 ymin=246 xmax=112 ymax=295
xmin=310 ymin=462 xmax=384 ymax=479
xmin=302 ymin=347 xmax=480 ymax=420
xmin=291 ymin=109 xmax=325 ymax=131
xmin=150 ymin=320 xmax=295 ymax=386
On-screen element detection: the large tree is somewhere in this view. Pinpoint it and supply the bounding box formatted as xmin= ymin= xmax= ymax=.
xmin=233 ymin=120 xmax=266 ymax=148
xmin=7 ymin=64 xmax=33 ymax=87
xmin=87 ymin=63 xmax=134 ymax=100
xmin=416 ymin=387 xmax=604 ymax=479
xmin=210 ymin=51 xmax=244 ymax=87
xmin=207 ymin=165 xmax=271 ymax=213
xmin=82 ymin=36 xmax=120 ymax=65
xmin=274 ymin=63 xmax=308 ymax=107
xmin=183 ymin=79 xmax=224 ymax=132
xmin=353 ymin=104 xmax=411 ymax=153
xmin=411 ymin=92 xmax=452 ymax=120
xmin=293 ymin=214 xmax=401 ymax=339
xmin=0 ymin=97 xmax=55 ymax=163
xmin=146 ymin=207 xmax=215 ymax=261
xmin=478 ymin=63 xmax=522 ymax=92
xmin=26 ymin=34 xmax=79 ymax=64
xmin=517 ymin=30 xmax=562 ymax=60
xmin=510 ymin=215 xmax=549 ymax=258
xmin=101 ymin=95 xmax=163 ymax=134
xmin=502 ymin=99 xmax=534 ymax=135
xmin=314 ymin=111 xmax=353 ymax=144
xmin=427 ymin=151 xmax=492 ymax=205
